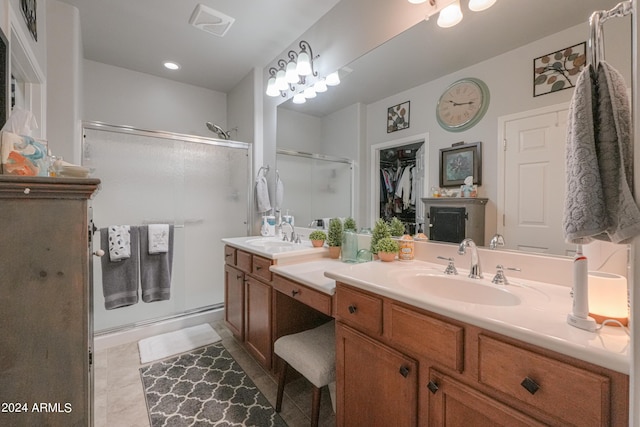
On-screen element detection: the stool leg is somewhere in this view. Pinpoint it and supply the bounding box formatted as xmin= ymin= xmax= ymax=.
xmin=276 ymin=362 xmax=288 ymax=412
xmin=311 ymin=385 xmax=321 ymax=427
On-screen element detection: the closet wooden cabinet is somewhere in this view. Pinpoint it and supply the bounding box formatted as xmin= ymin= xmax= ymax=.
xmin=0 ymin=176 xmax=100 ymax=427
xmin=334 ymin=282 xmax=629 ymax=427
xmin=223 ymin=246 xmax=274 ymax=370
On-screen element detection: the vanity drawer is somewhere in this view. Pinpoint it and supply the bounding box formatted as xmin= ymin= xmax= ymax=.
xmin=335 ymin=285 xmax=383 ymax=336
xmin=478 ymin=335 xmax=611 ymax=427
xmin=252 ymin=255 xmax=273 ymax=282
xmin=224 ymin=245 xmax=236 ymax=265
xmin=389 ymin=303 xmax=464 ymax=372
xmin=236 ymin=249 xmax=252 ymax=273
xmin=272 ymin=275 xmax=332 ymax=316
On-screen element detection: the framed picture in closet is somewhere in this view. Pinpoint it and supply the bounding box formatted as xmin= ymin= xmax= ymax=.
xmin=387 ymin=101 xmax=410 ymax=133
xmin=439 ymin=141 xmax=482 ymax=187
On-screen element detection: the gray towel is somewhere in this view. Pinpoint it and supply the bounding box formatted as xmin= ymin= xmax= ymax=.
xmin=100 ymin=226 xmax=139 ymax=309
xmin=139 ymin=225 xmax=174 ymax=302
xmin=563 ymin=65 xmax=607 ymax=243
xmin=563 ymin=62 xmax=640 ymax=244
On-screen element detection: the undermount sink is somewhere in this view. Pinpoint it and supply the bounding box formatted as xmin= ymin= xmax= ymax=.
xmin=394 ymin=272 xmax=521 ymax=306
xmin=246 ymin=237 xmax=294 ymax=248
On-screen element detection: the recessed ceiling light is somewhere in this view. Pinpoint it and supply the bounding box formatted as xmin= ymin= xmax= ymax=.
xmin=163 ymin=61 xmax=181 ymax=70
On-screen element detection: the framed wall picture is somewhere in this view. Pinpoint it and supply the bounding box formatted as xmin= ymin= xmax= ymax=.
xmin=533 ymin=42 xmax=585 ymax=97
xmin=439 ymin=142 xmax=482 ymax=187
xmin=387 ymin=101 xmax=410 ymax=133
xmin=20 ymin=0 xmax=37 ymax=42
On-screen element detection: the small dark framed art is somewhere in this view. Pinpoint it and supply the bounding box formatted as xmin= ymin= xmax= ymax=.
xmin=387 ymin=101 xmax=410 ymax=133
xmin=20 ymin=0 xmax=37 ymax=42
xmin=439 ymin=142 xmax=482 ymax=187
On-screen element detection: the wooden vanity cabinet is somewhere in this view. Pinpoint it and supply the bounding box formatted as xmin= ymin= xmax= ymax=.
xmin=334 ymin=282 xmax=629 ymax=427
xmin=223 ymin=246 xmax=274 ymax=370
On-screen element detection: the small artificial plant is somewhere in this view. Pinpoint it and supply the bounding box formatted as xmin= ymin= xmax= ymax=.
xmin=309 ymin=230 xmax=327 ymax=242
xmin=376 ymin=237 xmax=400 ymax=254
xmin=327 ymin=218 xmax=343 ymax=247
xmin=389 ymin=217 xmax=405 ymax=237
xmin=343 ymin=217 xmax=357 ymax=231
xmin=370 ymin=218 xmax=391 ymax=253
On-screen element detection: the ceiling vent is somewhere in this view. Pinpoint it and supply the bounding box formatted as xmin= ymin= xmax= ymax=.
xmin=189 ymin=4 xmax=235 ymax=37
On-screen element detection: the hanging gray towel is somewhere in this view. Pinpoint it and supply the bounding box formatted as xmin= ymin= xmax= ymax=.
xmin=563 ymin=65 xmax=608 ymax=243
xmin=592 ymin=61 xmax=640 ymax=243
xmin=139 ymin=225 xmax=174 ymax=302
xmin=100 ymin=226 xmax=139 ymax=309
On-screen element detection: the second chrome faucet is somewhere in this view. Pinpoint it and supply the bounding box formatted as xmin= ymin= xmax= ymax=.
xmin=458 ymin=238 xmax=482 ymax=279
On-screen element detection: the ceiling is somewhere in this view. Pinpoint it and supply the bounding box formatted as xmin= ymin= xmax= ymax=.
xmin=57 ymin=0 xmax=621 ymax=117
xmin=56 ymin=0 xmax=341 ymax=92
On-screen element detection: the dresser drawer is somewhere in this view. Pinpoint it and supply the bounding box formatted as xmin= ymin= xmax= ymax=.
xmin=389 ymin=303 xmax=464 ymax=372
xmin=478 ymin=335 xmax=611 ymax=427
xmin=224 ymin=245 xmax=236 ymax=265
xmin=336 ymin=285 xmax=383 ymax=336
xmin=252 ymin=255 xmax=273 ymax=282
xmin=272 ymin=275 xmax=332 ymax=316
xmin=236 ymin=249 xmax=252 ymax=273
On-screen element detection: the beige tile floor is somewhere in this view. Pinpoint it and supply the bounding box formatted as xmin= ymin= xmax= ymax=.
xmin=94 ymin=320 xmax=336 ymax=427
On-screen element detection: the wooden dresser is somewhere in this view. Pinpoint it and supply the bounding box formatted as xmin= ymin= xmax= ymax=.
xmin=0 ymin=176 xmax=100 ymax=426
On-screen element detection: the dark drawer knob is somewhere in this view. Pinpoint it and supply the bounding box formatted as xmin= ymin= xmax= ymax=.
xmin=225 ymin=253 xmax=232 ymax=258
xmin=291 ymin=290 xmax=299 ymax=297
xmin=399 ymin=366 xmax=410 ymax=378
xmin=236 ymin=274 xmax=242 ymax=280
xmin=348 ymin=305 xmax=357 ymax=314
xmin=427 ymin=381 xmax=439 ymax=394
xmin=521 ymin=377 xmax=540 ymax=395
xmin=256 ymin=266 xmax=262 ymax=270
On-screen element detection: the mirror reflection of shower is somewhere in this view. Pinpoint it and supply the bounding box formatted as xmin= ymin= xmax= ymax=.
xmin=206 ymin=122 xmax=237 ymax=140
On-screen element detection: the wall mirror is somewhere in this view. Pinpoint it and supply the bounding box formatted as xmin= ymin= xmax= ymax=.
xmin=276 ymin=0 xmax=630 ymax=258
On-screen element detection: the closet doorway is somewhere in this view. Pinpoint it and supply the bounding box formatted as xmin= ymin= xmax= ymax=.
xmin=370 ymin=133 xmax=429 ymax=234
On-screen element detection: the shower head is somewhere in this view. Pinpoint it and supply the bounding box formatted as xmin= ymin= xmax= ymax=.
xmin=206 ymin=122 xmax=231 ymax=139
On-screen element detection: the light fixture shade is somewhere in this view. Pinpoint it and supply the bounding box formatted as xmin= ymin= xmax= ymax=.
xmin=266 ymin=77 xmax=280 ymax=97
xmin=303 ymin=87 xmax=316 ymax=99
xmin=588 ymin=272 xmax=629 ymax=325
xmin=296 ymin=51 xmax=312 ymax=76
xmin=325 ymin=71 xmax=340 ymax=86
xmin=285 ymin=60 xmax=299 ymax=83
xmin=437 ymin=0 xmax=463 ymax=28
xmin=275 ymin=69 xmax=288 ymax=91
xmin=292 ymin=93 xmax=306 ymax=104
xmin=314 ymin=80 xmax=328 ymax=93
xmin=469 ymin=0 xmax=496 ymax=12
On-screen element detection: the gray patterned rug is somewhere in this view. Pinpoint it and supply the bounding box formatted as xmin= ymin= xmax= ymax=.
xmin=140 ymin=342 xmax=287 ymax=426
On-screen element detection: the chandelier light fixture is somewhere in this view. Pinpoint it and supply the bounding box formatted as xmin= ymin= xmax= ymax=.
xmin=265 ymin=40 xmax=341 ymax=101
xmin=408 ymin=0 xmax=496 ymax=28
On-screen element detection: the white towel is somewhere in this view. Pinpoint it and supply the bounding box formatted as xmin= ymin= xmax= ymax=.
xmin=148 ymin=224 xmax=169 ymax=254
xmin=108 ymin=225 xmax=131 ymax=262
xmin=275 ymin=173 xmax=284 ymax=211
xmin=255 ymin=175 xmax=271 ymax=213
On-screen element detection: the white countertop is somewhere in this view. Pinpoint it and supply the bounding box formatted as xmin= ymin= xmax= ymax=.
xmin=222 ymin=235 xmax=328 ymax=260
xmin=270 ymin=259 xmax=348 ymax=295
xmin=323 ymin=259 xmax=630 ymax=374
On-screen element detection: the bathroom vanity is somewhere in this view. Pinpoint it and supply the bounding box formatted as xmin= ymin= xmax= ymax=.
xmin=222 ymin=235 xmax=630 ymax=426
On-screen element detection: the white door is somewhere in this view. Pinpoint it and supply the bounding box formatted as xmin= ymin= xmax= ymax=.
xmin=499 ymin=104 xmax=574 ymax=256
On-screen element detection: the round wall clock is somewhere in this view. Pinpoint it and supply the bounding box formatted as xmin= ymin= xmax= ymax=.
xmin=436 ymin=78 xmax=490 ymax=132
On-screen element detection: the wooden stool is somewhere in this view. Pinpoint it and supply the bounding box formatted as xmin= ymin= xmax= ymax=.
xmin=274 ymin=320 xmax=335 ymax=427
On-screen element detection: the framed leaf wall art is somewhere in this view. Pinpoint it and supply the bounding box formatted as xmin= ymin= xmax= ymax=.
xmin=533 ymin=42 xmax=586 ymax=97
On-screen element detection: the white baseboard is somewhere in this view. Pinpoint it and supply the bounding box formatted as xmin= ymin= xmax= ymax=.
xmin=93 ymin=308 xmax=224 ymax=351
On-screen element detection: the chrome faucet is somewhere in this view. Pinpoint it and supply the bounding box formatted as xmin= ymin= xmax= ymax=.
xmin=458 ymin=238 xmax=483 ymax=279
xmin=489 ymin=233 xmax=505 ymax=250
xmin=280 ymin=221 xmax=299 ymax=243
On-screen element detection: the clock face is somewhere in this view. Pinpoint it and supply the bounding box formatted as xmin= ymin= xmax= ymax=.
xmin=436 ymin=78 xmax=489 ymax=132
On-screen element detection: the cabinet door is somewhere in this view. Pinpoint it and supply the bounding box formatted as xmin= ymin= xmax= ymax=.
xmin=336 ymin=323 xmax=417 ymax=427
xmin=245 ymin=276 xmax=272 ymax=369
xmin=428 ymin=370 xmax=544 ymax=427
xmin=224 ymin=264 xmax=244 ymax=340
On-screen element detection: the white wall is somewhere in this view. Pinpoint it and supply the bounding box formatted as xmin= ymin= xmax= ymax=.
xmin=277 ymin=108 xmax=322 ymax=152
xmin=83 ymin=59 xmax=226 ymax=137
xmin=227 ymin=69 xmax=255 ymax=144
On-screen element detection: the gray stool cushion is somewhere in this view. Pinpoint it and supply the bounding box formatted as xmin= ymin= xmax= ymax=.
xmin=274 ymin=320 xmax=335 ymax=388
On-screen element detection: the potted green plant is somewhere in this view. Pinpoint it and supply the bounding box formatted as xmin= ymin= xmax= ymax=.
xmin=376 ymin=237 xmax=399 ymax=262
xmin=309 ymin=230 xmax=327 ymax=247
xmin=343 ymin=217 xmax=357 ymax=231
xmin=370 ymin=218 xmax=391 ymax=254
xmin=327 ymin=218 xmax=343 ymax=259
xmin=389 ymin=217 xmax=405 ymax=237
